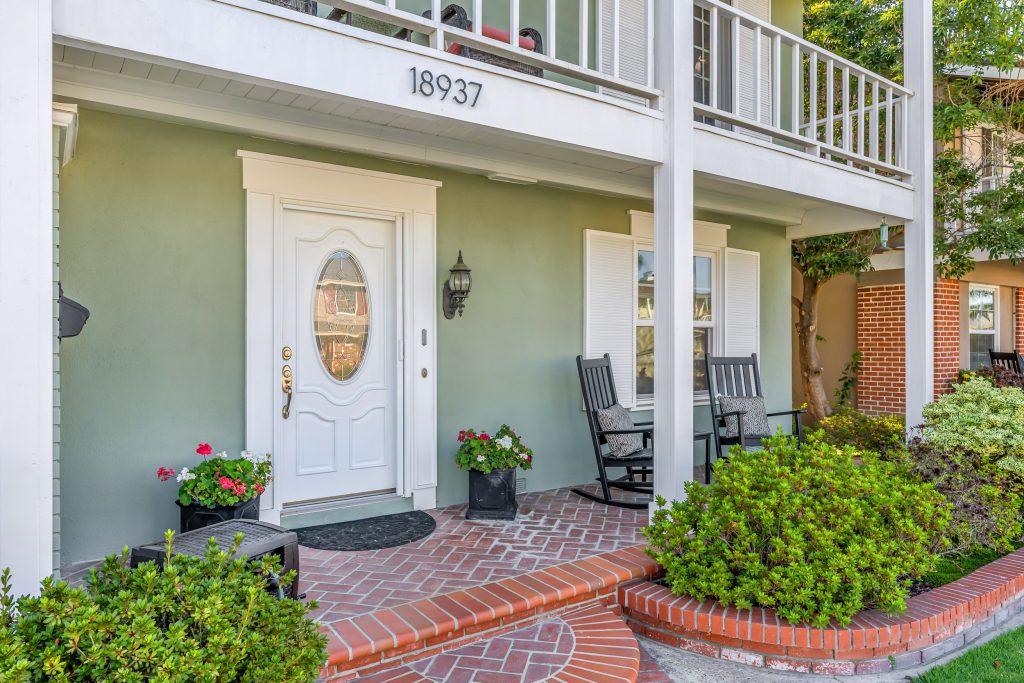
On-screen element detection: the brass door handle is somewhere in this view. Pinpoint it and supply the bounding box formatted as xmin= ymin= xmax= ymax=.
xmin=282 ymin=365 xmax=293 ymax=419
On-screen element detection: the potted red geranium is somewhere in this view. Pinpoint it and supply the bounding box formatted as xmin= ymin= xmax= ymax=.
xmin=455 ymin=425 xmax=533 ymax=520
xmin=157 ymin=442 xmax=272 ymax=532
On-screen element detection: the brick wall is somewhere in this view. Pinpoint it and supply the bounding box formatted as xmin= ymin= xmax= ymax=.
xmin=856 ymin=279 xmax=961 ymax=416
xmin=1015 ymin=288 xmax=1024 ymax=352
xmin=856 ymin=285 xmax=907 ymax=415
xmin=934 ymin=279 xmax=961 ymax=397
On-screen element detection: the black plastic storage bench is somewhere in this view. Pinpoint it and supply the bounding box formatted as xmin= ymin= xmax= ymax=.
xmin=130 ymin=519 xmax=301 ymax=599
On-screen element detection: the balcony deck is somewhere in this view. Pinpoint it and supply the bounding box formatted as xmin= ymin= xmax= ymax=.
xmin=54 ymin=0 xmax=916 ymax=225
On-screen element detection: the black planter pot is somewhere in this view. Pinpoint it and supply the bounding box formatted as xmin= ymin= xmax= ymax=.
xmin=177 ymin=495 xmax=261 ymax=533
xmin=466 ymin=468 xmax=518 ymax=520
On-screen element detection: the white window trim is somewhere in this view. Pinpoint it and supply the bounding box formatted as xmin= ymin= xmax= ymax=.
xmin=968 ymin=283 xmax=999 ymax=368
xmin=632 ymin=240 xmax=725 ymax=409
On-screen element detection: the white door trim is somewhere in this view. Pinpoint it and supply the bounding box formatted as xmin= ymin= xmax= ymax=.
xmin=241 ymin=151 xmax=440 ymax=521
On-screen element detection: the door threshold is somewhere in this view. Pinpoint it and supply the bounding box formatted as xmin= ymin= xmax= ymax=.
xmin=280 ymin=490 xmax=401 ymax=518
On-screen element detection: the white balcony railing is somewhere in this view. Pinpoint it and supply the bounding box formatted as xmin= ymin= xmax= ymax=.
xmin=693 ymin=0 xmax=913 ymax=180
xmin=268 ymin=0 xmax=660 ymax=105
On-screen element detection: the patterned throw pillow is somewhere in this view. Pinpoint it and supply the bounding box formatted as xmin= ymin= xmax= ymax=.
xmin=718 ymin=395 xmax=772 ymax=439
xmin=595 ymin=404 xmax=644 ymax=458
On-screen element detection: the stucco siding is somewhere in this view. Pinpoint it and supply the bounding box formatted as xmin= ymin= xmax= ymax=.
xmin=59 ymin=109 xmax=792 ymax=563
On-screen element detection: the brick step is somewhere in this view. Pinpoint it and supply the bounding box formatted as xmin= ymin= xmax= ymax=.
xmin=353 ymin=603 xmax=641 ymax=683
xmin=319 ymin=544 xmax=657 ymax=681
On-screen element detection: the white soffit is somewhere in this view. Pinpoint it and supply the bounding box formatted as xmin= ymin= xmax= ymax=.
xmin=52 ymin=54 xmax=657 ymax=199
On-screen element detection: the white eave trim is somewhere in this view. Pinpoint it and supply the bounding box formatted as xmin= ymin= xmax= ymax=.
xmin=52 ymin=102 xmax=78 ymax=166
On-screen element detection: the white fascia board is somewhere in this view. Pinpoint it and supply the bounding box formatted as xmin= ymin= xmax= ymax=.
xmin=694 ymin=128 xmax=915 ymax=229
xmin=53 ymin=65 xmax=654 ymax=199
xmin=52 ymin=102 xmax=78 ymax=166
xmin=52 ymin=0 xmax=663 ymax=164
xmin=947 ymin=66 xmax=1024 ymax=81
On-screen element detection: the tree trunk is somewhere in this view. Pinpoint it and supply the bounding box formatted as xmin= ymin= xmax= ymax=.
xmin=796 ymin=275 xmax=833 ymax=425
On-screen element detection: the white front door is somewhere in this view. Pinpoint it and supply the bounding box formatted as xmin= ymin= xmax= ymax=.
xmin=275 ymin=206 xmax=400 ymax=507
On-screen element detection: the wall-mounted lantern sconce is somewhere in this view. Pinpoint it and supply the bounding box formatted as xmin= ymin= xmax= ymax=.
xmin=879 ymin=217 xmax=890 ymax=251
xmin=443 ymin=251 xmax=472 ymax=319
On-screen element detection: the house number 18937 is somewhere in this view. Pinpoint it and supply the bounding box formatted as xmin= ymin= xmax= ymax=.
xmin=410 ymin=67 xmax=483 ymax=107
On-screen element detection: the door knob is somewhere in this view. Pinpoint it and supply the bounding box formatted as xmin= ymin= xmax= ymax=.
xmin=282 ymin=365 xmax=293 ymax=418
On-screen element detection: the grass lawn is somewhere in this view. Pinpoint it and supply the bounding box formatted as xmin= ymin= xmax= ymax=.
xmin=925 ymin=547 xmax=1012 ymax=587
xmin=915 ymin=625 xmax=1024 ymax=682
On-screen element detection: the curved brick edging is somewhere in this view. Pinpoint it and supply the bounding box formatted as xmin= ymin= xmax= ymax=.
xmin=620 ymin=547 xmax=1024 ymax=675
xmin=320 ymin=544 xmax=658 ymax=680
xmin=351 ymin=604 xmax=641 ymax=683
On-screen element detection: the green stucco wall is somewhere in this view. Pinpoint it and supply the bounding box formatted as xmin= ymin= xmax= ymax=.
xmin=59 ymin=109 xmax=791 ymax=564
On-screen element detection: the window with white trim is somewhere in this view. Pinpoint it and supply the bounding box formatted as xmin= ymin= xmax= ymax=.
xmin=968 ymin=284 xmax=998 ymax=370
xmin=585 ymin=220 xmax=759 ymax=408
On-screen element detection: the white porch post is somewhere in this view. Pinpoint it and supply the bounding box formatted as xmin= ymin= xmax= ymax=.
xmin=652 ymin=0 xmax=695 ymax=506
xmin=0 ymin=3 xmax=55 ymax=593
xmin=903 ymin=0 xmax=934 ymax=426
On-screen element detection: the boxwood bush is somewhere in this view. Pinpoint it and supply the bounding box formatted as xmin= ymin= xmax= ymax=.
xmin=816 ymin=408 xmax=906 ymax=459
xmin=0 ymin=532 xmax=326 ymax=682
xmin=644 ymin=435 xmax=950 ymax=627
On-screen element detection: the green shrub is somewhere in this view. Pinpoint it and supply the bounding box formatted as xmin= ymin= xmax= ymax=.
xmin=923 ymin=378 xmax=1024 ymax=479
xmin=896 ymin=441 xmax=1022 ymax=555
xmin=643 ymin=435 xmax=950 ymax=628
xmin=816 ymin=408 xmax=906 ymax=459
xmin=0 ymin=531 xmax=327 ymax=683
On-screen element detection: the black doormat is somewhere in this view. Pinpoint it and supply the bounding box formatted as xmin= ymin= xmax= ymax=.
xmin=294 ymin=511 xmax=436 ymax=551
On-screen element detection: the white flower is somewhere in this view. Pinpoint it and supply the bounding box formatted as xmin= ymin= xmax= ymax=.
xmin=216 ymin=450 xmax=228 ymax=459
xmin=476 ymin=455 xmax=486 ymax=462
xmin=496 ymin=436 xmax=514 ymax=450
xmin=242 ymin=450 xmax=271 ymax=465
xmin=176 ymin=467 xmax=196 ymax=482
xmin=520 ymin=453 xmax=529 ymax=459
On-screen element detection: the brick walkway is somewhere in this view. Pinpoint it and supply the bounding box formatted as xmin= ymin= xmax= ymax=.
xmin=301 ymin=484 xmax=656 ymax=623
xmin=351 ymin=603 xmax=660 ymax=683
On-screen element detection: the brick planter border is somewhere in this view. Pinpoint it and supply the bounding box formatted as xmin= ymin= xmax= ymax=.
xmin=620 ymin=547 xmax=1024 ymax=675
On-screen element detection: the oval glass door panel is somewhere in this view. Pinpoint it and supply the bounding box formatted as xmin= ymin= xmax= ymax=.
xmin=313 ymin=251 xmax=370 ymax=381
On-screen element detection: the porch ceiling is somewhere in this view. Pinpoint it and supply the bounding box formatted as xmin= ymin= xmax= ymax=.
xmin=52 ymin=44 xmax=657 ymax=200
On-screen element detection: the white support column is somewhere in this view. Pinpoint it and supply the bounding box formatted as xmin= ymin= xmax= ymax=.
xmin=0 ymin=2 xmax=55 ymax=594
xmin=652 ymin=0 xmax=695 ymax=507
xmin=903 ymin=0 xmax=934 ymax=427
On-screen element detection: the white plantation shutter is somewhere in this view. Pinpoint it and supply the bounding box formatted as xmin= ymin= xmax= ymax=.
xmin=724 ymin=248 xmax=760 ymax=357
xmin=735 ymin=0 xmax=772 ymax=128
xmin=598 ymin=0 xmax=650 ymax=103
xmin=585 ymin=230 xmax=636 ymax=406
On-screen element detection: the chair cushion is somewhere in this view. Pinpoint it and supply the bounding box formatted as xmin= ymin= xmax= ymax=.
xmin=595 ymin=404 xmax=645 ymax=458
xmin=718 ymin=395 xmax=772 ymax=439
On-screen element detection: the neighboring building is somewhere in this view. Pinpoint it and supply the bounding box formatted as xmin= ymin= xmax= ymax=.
xmin=794 ymin=69 xmax=1024 ymax=416
xmin=1 ymin=0 xmax=936 ymax=594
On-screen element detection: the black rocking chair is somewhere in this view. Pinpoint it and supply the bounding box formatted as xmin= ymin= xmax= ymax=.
xmin=575 ymin=354 xmax=653 ymax=509
xmin=989 ymin=350 xmax=1024 ymax=376
xmin=705 ymin=353 xmax=805 ymax=464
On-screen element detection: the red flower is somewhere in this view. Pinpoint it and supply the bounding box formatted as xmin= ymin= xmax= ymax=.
xmin=480 ymin=433 xmax=491 ymax=441
xmin=219 ymin=476 xmax=234 ymax=490
xmin=234 ymin=482 xmax=247 ymax=495
xmin=196 ymin=443 xmax=213 ymax=456
xmin=254 ymin=484 xmax=266 ymax=494
xmin=156 ymin=466 xmax=175 ymax=482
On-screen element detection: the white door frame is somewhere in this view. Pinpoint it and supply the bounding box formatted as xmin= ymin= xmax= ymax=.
xmin=239 ymin=151 xmax=440 ymax=522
